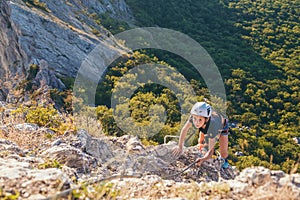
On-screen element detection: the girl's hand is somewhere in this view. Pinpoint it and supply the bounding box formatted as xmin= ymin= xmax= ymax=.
xmin=172 ymin=147 xmax=183 ymax=157
xmin=199 ymin=143 xmax=207 ymax=150
xmin=195 ymin=157 xmax=204 ymax=167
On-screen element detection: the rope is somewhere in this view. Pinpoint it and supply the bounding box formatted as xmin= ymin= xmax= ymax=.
xmin=163 ymin=158 xmax=199 ymax=179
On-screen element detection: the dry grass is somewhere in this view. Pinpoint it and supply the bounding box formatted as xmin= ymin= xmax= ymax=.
xmin=250 ymin=184 xmax=299 ymax=200
xmin=0 ymin=123 xmax=51 ymax=151
xmin=0 ymin=107 xmax=55 ymax=150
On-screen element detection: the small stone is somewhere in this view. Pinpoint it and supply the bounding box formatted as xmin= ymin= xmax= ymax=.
xmin=229 ymin=180 xmax=249 ymax=195
xmin=28 ymin=194 xmax=46 ymax=200
xmin=23 ymin=192 xmax=30 ymax=198
xmin=278 ymin=175 xmax=292 ymax=187
xmin=51 ymin=139 xmax=64 ymax=146
xmin=271 ymin=170 xmax=285 ymax=178
xmin=291 ymin=174 xmax=300 ymax=187
xmin=165 ymin=180 xmax=174 ymax=187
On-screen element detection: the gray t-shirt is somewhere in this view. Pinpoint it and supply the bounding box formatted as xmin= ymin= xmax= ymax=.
xmin=189 ymin=113 xmax=223 ymax=139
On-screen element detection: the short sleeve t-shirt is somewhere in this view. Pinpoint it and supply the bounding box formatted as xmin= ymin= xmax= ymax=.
xmin=189 ymin=113 xmax=223 ymax=139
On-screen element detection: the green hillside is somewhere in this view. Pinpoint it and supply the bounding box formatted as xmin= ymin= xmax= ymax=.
xmin=20 ymin=0 xmax=297 ymax=173
xmin=124 ymin=0 xmax=299 ymax=124
xmin=91 ymin=0 xmax=300 ymax=172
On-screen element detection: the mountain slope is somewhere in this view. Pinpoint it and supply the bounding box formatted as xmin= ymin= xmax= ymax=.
xmin=0 ymin=0 xmax=132 ymax=101
xmin=124 ymin=0 xmax=299 ymax=127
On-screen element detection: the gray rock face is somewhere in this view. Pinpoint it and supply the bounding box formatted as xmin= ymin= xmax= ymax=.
xmin=0 ymin=0 xmax=133 ymax=99
xmin=44 ymin=0 xmax=134 ymax=23
xmin=0 ymin=90 xmax=7 ymax=101
xmin=0 ymin=1 xmax=27 ymax=74
xmin=33 ymin=59 xmax=66 ymax=90
xmin=75 ymin=129 xmax=115 ymax=162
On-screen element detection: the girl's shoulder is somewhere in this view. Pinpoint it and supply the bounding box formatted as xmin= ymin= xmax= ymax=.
xmin=210 ymin=113 xmax=223 ymax=126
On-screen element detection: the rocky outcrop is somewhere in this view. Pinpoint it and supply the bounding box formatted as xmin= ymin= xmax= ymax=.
xmin=0 ymin=0 xmax=133 ymax=100
xmin=32 ymin=59 xmax=66 ymax=90
xmin=44 ymin=0 xmax=134 ymax=23
xmin=0 ymin=124 xmax=299 ymax=199
xmin=0 ymin=1 xmax=27 ymax=79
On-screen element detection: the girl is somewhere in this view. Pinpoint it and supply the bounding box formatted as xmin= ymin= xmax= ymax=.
xmin=173 ymin=102 xmax=230 ymax=168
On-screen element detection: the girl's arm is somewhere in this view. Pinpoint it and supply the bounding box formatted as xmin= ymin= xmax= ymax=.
xmin=172 ymin=120 xmax=192 ymax=156
xmin=178 ymin=120 xmax=192 ymax=149
xmin=196 ymin=137 xmax=216 ymax=166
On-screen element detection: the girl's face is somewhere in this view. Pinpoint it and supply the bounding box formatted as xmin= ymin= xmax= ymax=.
xmin=192 ymin=115 xmax=206 ymax=128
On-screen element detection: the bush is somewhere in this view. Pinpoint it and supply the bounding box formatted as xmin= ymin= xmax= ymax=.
xmin=236 ymin=155 xmax=271 ymax=171
xmin=13 ymin=105 xmax=62 ymax=131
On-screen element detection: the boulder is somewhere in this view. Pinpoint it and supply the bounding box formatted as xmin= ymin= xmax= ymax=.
xmin=76 ymin=129 xmax=115 ymax=162
xmin=14 ymin=123 xmax=39 ymax=132
xmin=40 ymin=143 xmax=97 ymax=173
xmin=0 ymin=156 xmax=72 ymax=199
xmin=236 ymin=167 xmax=271 ymax=186
xmin=0 ymin=139 xmax=25 ymax=157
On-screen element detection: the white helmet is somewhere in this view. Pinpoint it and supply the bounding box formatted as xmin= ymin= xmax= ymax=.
xmin=191 ymin=102 xmax=211 ymax=117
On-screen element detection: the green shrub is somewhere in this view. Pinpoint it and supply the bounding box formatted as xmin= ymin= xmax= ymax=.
xmin=16 ymin=64 xmax=40 ymax=92
xmin=236 ymin=155 xmax=271 ymax=171
xmin=13 ymin=105 xmax=62 ymax=131
xmin=38 ymin=159 xmax=62 ymax=169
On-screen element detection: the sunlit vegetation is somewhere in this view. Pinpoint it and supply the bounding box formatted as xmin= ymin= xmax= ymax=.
xmin=12 ymin=0 xmax=299 ymax=173
xmin=93 ymin=0 xmax=299 ymax=172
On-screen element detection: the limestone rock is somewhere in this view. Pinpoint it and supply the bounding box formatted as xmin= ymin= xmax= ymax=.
xmin=76 ymin=129 xmax=115 ymax=162
xmin=14 ymin=123 xmax=39 ymax=132
xmin=40 ymin=143 xmax=97 ymax=173
xmin=126 ymin=136 xmax=146 ymax=153
xmin=0 ymin=0 xmax=133 ymax=98
xmin=0 ymin=139 xmax=25 ymax=157
xmin=236 ymin=167 xmax=271 ymax=186
xmin=0 ymin=157 xmax=72 ymax=199
xmin=291 ymin=173 xmax=300 ymax=187
xmin=228 ymin=180 xmax=250 ymax=195
xmin=1 ymin=125 xmax=299 ymax=199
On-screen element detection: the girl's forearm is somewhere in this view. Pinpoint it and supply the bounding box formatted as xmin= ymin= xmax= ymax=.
xmin=178 ymin=129 xmax=187 ymax=148
xmin=178 ymin=122 xmax=191 ymax=148
xmin=202 ymin=147 xmax=214 ymax=161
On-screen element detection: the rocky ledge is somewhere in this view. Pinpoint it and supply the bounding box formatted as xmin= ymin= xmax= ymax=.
xmin=0 ymin=123 xmax=299 ymax=199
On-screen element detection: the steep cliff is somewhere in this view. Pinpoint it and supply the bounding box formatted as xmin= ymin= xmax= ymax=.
xmin=0 ymin=0 xmax=133 ymax=101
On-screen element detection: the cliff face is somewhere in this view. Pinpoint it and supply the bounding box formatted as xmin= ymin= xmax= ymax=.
xmin=0 ymin=1 xmax=27 ymax=97
xmin=0 ymin=0 xmax=133 ymax=100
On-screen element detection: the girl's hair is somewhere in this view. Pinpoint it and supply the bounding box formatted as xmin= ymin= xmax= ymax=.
xmin=211 ymin=110 xmax=218 ymax=117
